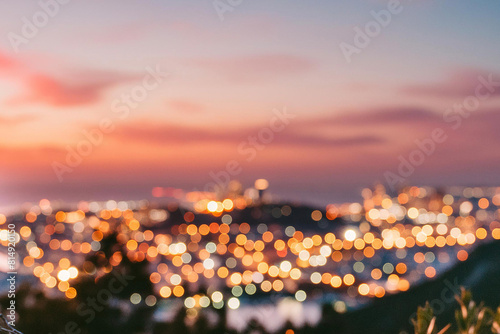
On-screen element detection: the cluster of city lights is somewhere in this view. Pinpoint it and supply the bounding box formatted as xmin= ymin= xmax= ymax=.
xmin=2 ymin=183 xmax=500 ymax=312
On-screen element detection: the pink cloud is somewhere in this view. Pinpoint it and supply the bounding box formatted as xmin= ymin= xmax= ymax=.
xmin=108 ymin=118 xmax=385 ymax=148
xmin=0 ymin=53 xmax=17 ymax=70
xmin=2 ymin=108 xmax=500 ymax=203
xmin=0 ymin=50 xmax=140 ymax=107
xmin=301 ymin=108 xmax=440 ymax=127
xmin=401 ymin=68 xmax=500 ymax=98
xmin=9 ymin=71 xmax=137 ymax=107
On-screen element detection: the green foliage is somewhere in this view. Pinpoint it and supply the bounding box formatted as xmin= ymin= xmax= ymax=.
xmin=412 ymin=302 xmax=450 ymax=334
xmin=493 ymin=307 xmax=500 ymax=333
xmin=414 ymin=288 xmax=500 ymax=334
xmin=454 ymin=288 xmax=494 ymax=334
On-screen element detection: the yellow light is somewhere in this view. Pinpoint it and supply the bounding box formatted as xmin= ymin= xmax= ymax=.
xmin=363 ymin=232 xmax=374 ymax=244
xmin=28 ymin=247 xmax=41 ymax=258
xmin=344 ymin=230 xmax=356 ymax=242
xmin=217 ymin=267 xmax=229 ymax=278
xmin=160 ymin=286 xmax=172 ymax=298
xmin=222 ymin=199 xmax=233 ymax=211
xmin=381 ymin=198 xmax=393 ymax=209
xmin=374 ymin=286 xmax=385 ymax=298
xmin=68 ymin=267 xmax=78 ymax=279
xmin=129 ymin=219 xmax=140 ymax=231
xmin=371 ymin=269 xmax=382 ymax=280
xmin=65 ymin=287 xmax=77 ymax=299
xmin=57 ymin=270 xmax=70 ymax=282
xmin=126 ymin=240 xmax=138 ymax=251
xmin=290 ymin=268 xmax=301 ymax=280
xmin=228 ymin=297 xmax=240 ymax=309
xmin=330 ymin=276 xmax=342 ymax=288
xmin=272 ymin=280 xmax=284 ymax=291
xmin=257 ymin=262 xmax=269 ymax=274
xmin=311 ymin=210 xmax=322 ymax=221
xmin=492 ymin=228 xmax=500 ymax=240
xmin=173 ymin=286 xmax=184 ymax=297
xmin=478 ymin=198 xmax=489 ymax=209
xmin=358 ymin=283 xmax=370 ymax=296
xmin=20 ymin=226 xmax=31 ymax=238
xmin=58 ymin=281 xmax=69 ymax=292
xmin=211 ymin=291 xmax=223 ymax=303
xmin=254 ymin=179 xmax=269 ymax=190
xmin=368 ymin=209 xmax=380 ymax=220
xmin=59 ymin=258 xmax=70 ymax=269
xmin=261 ymin=280 xmax=272 ymax=292
xmin=236 ymin=234 xmax=247 ymax=246
xmin=46 ymin=277 xmax=57 ymax=288
xmin=207 ymin=201 xmax=218 ymax=212
xmin=407 ymin=208 xmax=419 ymax=219
xmin=230 ymin=273 xmax=242 ymax=285
xmin=476 ymin=228 xmax=487 ymax=240
xmin=268 ymin=266 xmax=279 ymax=277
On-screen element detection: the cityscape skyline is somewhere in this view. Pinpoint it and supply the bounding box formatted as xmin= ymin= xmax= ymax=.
xmin=2 ymin=2 xmax=500 ymax=333
xmin=3 ymin=183 xmax=500 ymax=332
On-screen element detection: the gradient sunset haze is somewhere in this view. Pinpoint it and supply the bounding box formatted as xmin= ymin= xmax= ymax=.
xmin=1 ymin=0 xmax=500 ymax=208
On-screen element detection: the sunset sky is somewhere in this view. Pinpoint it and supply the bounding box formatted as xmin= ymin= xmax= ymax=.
xmin=1 ymin=0 xmax=500 ymax=208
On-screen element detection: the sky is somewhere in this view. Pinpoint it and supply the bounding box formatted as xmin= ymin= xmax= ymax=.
xmin=1 ymin=0 xmax=500 ymax=208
